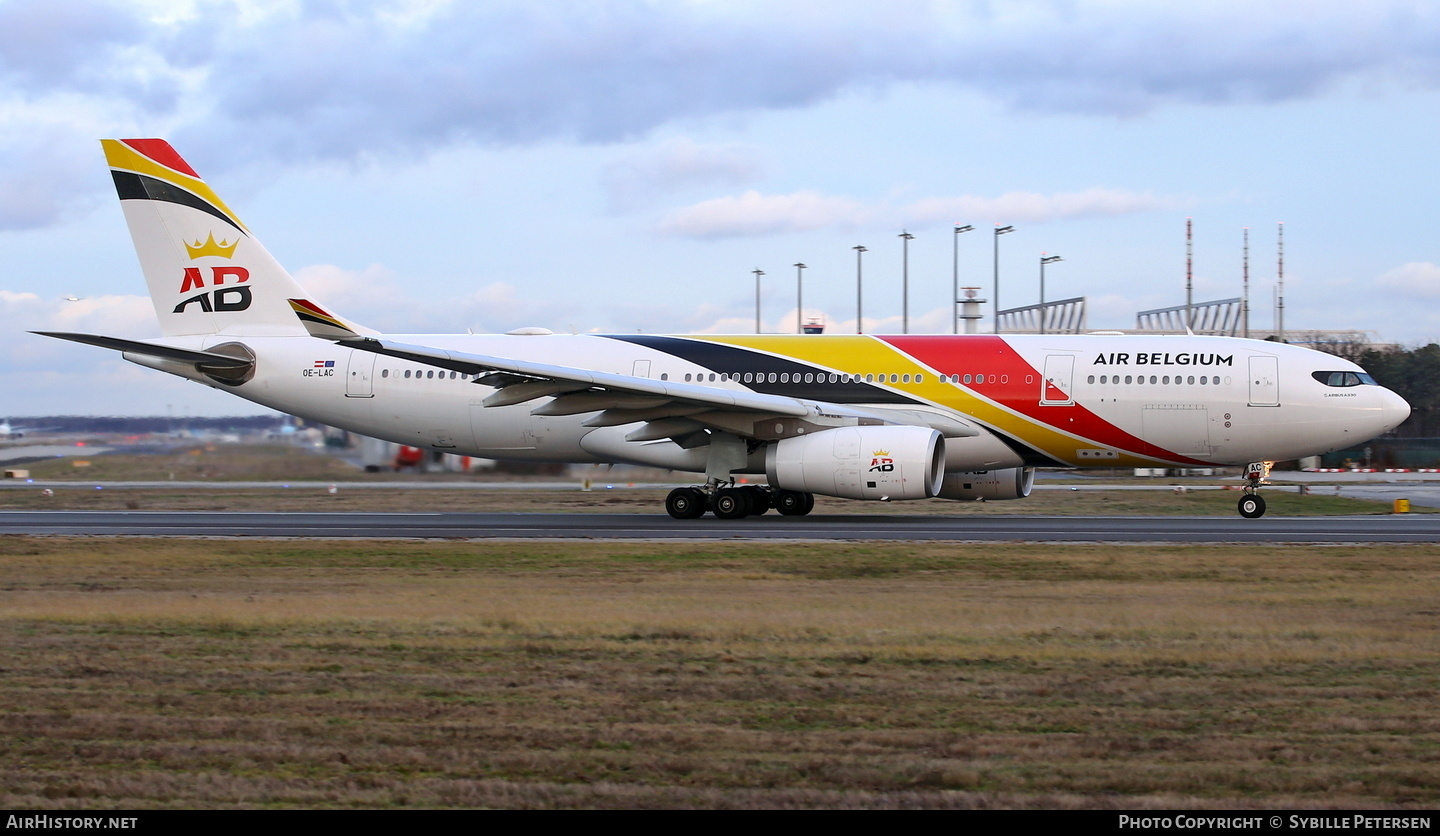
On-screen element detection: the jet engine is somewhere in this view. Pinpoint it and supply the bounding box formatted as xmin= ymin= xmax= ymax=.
xmin=766 ymin=425 xmax=945 ymax=501
xmin=937 ymin=467 xmax=1035 ymax=501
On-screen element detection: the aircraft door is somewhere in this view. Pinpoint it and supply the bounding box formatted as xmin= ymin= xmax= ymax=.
xmin=1041 ymin=355 xmax=1075 ymax=406
xmin=632 ymin=360 xmax=651 ymax=378
xmin=345 ymin=349 xmax=376 ymax=398
xmin=1247 ymin=356 xmax=1279 ymax=407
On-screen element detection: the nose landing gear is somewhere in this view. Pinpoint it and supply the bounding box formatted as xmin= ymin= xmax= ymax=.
xmin=1238 ymin=461 xmax=1272 ymax=519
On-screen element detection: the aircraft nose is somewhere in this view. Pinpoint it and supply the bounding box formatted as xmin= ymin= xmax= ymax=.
xmin=1380 ymin=387 xmax=1411 ymax=432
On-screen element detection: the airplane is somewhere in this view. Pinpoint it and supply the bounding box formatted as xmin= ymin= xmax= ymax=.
xmin=36 ymin=139 xmax=1410 ymax=520
xmin=0 ymin=419 xmax=57 ymax=440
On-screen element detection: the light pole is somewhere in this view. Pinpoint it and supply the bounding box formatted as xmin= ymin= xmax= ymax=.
xmin=899 ymin=231 xmax=914 ymax=334
xmin=1039 ymin=254 xmax=1062 ymax=334
xmin=852 ymin=245 xmax=867 ymax=334
xmin=793 ymin=262 xmax=807 ymax=334
xmin=952 ymin=224 xmax=973 ymax=334
xmin=752 ymin=268 xmax=764 ymax=334
xmin=992 ymin=225 xmax=1014 ymax=333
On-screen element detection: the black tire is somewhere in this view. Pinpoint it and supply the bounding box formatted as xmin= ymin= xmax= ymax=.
xmin=774 ymin=489 xmax=814 ymax=516
xmin=1238 ymin=494 xmax=1266 ymax=519
xmin=666 ymin=487 xmax=706 ymax=519
xmin=712 ymin=488 xmax=753 ymax=520
xmin=744 ymin=486 xmax=772 ymax=515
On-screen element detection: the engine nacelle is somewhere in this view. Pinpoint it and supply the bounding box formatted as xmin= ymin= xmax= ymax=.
xmin=766 ymin=426 xmax=945 ymax=501
xmin=937 ymin=467 xmax=1035 ymax=501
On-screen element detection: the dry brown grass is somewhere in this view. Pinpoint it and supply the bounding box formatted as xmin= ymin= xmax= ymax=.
xmin=2 ymin=537 xmax=1439 ymax=809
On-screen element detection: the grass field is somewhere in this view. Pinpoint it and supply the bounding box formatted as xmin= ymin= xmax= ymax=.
xmin=3 ymin=536 xmax=1439 ymax=809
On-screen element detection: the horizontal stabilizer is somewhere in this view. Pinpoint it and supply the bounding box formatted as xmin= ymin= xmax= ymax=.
xmin=32 ymin=331 xmax=253 ymax=368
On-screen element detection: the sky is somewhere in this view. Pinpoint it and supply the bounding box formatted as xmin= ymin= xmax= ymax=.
xmin=3 ymin=0 xmax=1440 ymax=416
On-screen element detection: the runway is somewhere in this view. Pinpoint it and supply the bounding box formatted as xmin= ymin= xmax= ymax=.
xmin=2 ymin=509 xmax=1435 ymax=542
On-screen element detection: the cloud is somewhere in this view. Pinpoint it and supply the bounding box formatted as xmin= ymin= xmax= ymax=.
xmin=1375 ymin=262 xmax=1440 ymax=298
xmin=4 ymin=1 xmax=1440 ymax=228
xmin=904 ymin=188 xmax=1180 ymax=226
xmin=0 ymin=0 xmax=148 ymax=94
xmin=1 ymin=290 xmax=157 ymax=371
xmin=658 ymin=190 xmax=870 ymax=239
xmin=658 ymin=187 xmax=1171 ymax=239
xmin=292 ymin=263 xmax=587 ymax=334
xmin=601 ymin=138 xmax=766 ymax=211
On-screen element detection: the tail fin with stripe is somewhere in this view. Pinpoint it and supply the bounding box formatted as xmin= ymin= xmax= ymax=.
xmin=102 ymin=138 xmax=369 ymax=338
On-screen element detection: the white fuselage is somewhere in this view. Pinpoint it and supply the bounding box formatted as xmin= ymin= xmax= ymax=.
xmin=129 ymin=332 xmax=1409 ymax=472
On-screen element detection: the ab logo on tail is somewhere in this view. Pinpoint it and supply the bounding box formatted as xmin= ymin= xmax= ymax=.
xmin=174 ymin=232 xmax=251 ymax=314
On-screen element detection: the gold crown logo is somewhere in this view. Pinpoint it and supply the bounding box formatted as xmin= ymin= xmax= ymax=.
xmin=872 ymin=449 xmax=890 ymax=457
xmin=185 ymin=232 xmax=239 ymax=260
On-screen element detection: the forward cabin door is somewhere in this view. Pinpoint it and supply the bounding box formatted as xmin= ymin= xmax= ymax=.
xmin=1041 ymin=355 xmax=1075 ymax=406
xmin=1247 ymin=356 xmax=1279 ymax=407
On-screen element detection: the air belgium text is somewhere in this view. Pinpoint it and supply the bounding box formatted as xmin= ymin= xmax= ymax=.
xmin=1094 ymin=353 xmax=1234 ymax=367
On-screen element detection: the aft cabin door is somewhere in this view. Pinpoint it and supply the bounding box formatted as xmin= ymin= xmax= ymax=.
xmin=1247 ymin=356 xmax=1279 ymax=407
xmin=345 ymin=350 xmax=375 ymax=398
xmin=1041 ymin=355 xmax=1075 ymax=406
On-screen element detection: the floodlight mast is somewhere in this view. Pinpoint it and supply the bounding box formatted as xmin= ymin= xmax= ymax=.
xmin=1039 ymin=254 xmax=1063 ymax=335
xmin=992 ymin=225 xmax=1014 ymax=333
xmin=853 ymin=245 xmax=867 ymax=334
xmin=952 ymin=225 xmax=973 ymax=334
xmin=793 ymin=263 xmax=807 ymax=335
xmin=898 ymin=231 xmax=914 ymax=334
xmin=752 ymin=268 xmax=764 ymax=334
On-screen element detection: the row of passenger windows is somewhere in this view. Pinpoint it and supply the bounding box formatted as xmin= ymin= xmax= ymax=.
xmin=683 ymin=371 xmax=933 ymax=385
xmin=381 ymin=369 xmax=476 ymax=380
xmin=1089 ymin=374 xmax=1224 ymax=386
xmin=380 ymin=367 xmax=1013 ymax=387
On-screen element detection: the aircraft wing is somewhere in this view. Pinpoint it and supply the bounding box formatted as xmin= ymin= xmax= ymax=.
xmin=335 ymin=334 xmax=978 ymax=443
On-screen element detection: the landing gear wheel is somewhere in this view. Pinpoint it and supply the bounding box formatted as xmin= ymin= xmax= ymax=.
xmin=1238 ymin=494 xmax=1267 ymax=519
xmin=712 ymin=488 xmax=753 ymax=520
xmin=743 ymin=485 xmax=772 ymax=515
xmin=774 ymin=489 xmax=815 ymax=516
xmin=665 ymin=487 xmax=707 ymax=519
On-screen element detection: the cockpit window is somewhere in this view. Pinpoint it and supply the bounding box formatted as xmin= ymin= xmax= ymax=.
xmin=1312 ymin=371 xmax=1377 ymax=387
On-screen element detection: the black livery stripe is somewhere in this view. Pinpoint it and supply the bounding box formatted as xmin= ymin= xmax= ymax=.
xmin=110 ymin=171 xmax=244 ymax=235
xmin=604 ymin=334 xmax=918 ymax=405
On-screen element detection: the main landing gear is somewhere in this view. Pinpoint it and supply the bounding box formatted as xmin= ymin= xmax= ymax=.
xmin=1238 ymin=461 xmax=1272 ymax=519
xmin=664 ymin=485 xmax=814 ymax=520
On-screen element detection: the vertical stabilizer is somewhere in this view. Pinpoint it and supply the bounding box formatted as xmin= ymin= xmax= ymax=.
xmin=102 ymin=139 xmax=367 ymax=338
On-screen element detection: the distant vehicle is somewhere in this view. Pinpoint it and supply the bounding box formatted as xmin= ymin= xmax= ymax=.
xmin=38 ymin=139 xmax=1410 ymax=519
